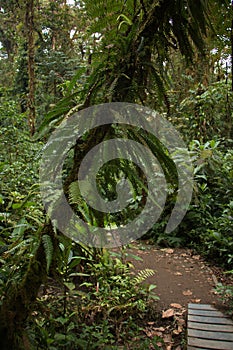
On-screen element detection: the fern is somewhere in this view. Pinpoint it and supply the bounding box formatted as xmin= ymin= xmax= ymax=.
xmin=69 ymin=181 xmax=82 ymax=205
xmin=69 ymin=181 xmax=94 ymax=225
xmin=42 ymin=234 xmax=54 ymax=273
xmin=132 ymin=268 xmax=155 ymax=285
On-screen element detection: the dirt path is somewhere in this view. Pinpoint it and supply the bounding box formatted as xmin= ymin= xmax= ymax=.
xmin=121 ymin=243 xmax=233 ymax=348
xmin=127 ymin=242 xmax=227 ymax=311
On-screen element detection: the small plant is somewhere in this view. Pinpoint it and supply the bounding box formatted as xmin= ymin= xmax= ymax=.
xmin=215 ymin=282 xmax=233 ymax=315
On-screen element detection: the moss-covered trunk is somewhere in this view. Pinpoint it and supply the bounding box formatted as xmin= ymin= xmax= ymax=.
xmin=0 ymin=225 xmax=53 ymax=350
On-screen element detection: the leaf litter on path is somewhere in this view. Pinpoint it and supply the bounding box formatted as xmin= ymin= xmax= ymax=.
xmin=123 ymin=243 xmax=232 ymax=349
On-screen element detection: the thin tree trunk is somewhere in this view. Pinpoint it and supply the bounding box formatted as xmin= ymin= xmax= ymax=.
xmin=231 ymin=1 xmax=233 ymax=92
xmin=0 ymin=224 xmax=59 ymax=350
xmin=26 ymin=0 xmax=36 ymax=136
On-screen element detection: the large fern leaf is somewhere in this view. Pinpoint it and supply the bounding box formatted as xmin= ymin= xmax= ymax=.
xmin=42 ymin=234 xmax=54 ymax=273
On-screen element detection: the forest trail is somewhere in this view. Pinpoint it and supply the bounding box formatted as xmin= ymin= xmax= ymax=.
xmin=111 ymin=243 xmax=233 ymax=349
xmin=127 ymin=243 xmax=230 ymax=311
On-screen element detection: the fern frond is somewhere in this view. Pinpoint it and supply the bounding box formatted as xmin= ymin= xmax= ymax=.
xmin=132 ymin=268 xmax=155 ymax=285
xmin=42 ymin=234 xmax=54 ymax=273
xmin=69 ymin=181 xmax=83 ymax=205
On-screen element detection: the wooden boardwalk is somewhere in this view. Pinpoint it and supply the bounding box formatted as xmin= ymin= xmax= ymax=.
xmin=187 ymin=303 xmax=233 ymax=350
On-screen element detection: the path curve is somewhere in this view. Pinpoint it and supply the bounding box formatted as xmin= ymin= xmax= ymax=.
xmin=127 ymin=243 xmax=225 ymax=311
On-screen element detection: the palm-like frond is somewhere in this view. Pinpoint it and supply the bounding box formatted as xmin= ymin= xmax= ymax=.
xmin=132 ymin=268 xmax=155 ymax=285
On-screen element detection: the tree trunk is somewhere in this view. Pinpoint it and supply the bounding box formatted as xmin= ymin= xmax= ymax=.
xmin=25 ymin=0 xmax=36 ymax=136
xmin=231 ymin=1 xmax=233 ymax=91
xmin=0 ymin=225 xmax=57 ymax=350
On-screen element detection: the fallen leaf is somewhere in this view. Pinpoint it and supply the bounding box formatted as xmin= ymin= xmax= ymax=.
xmin=173 ymin=326 xmax=183 ymax=335
xmin=144 ymin=326 xmax=165 ymax=338
xmin=191 ymin=299 xmax=201 ymax=303
xmin=183 ymin=289 xmax=193 ymax=296
xmin=175 ymin=311 xmax=185 ymax=316
xmin=143 ymin=329 xmax=153 ymax=337
xmin=153 ymin=331 xmax=163 ymax=337
xmin=177 ymin=318 xmax=186 ymax=326
xmin=192 ymin=255 xmax=200 ymax=260
xmin=153 ymin=327 xmax=165 ymax=332
xmin=162 ymin=308 xmax=174 ymax=318
xmin=161 ymin=248 xmax=174 ymax=254
xmin=170 ymin=303 xmax=182 ymax=309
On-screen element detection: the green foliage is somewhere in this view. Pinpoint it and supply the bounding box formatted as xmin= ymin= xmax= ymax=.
xmin=148 ymin=137 xmax=233 ymax=267
xmin=65 ymin=122 xmax=178 ymax=234
xmin=30 ymin=246 xmax=159 ymax=349
xmin=177 ymin=140 xmax=233 ymax=267
xmin=0 ymin=95 xmax=41 ymax=192
xmin=42 ymin=235 xmax=54 ymax=273
xmin=215 ymin=281 xmax=233 ymax=315
xmin=0 ymin=94 xmax=45 ymax=311
xmin=0 ymin=106 xmax=43 ymax=245
xmin=37 ymin=0 xmax=216 ymax=136
xmin=170 ymin=80 xmax=233 ymax=143
xmin=35 ymin=50 xmax=81 ymax=123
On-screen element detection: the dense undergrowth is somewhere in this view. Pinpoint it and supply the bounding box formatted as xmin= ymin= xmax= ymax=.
xmin=0 ymin=80 xmax=233 ymax=348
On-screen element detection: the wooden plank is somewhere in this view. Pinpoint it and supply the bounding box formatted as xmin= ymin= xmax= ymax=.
xmin=189 ymin=308 xmax=226 ymax=317
xmin=188 ymin=314 xmax=233 ymax=325
xmin=188 ymin=328 xmax=233 ymax=341
xmin=189 ymin=303 xmax=216 ymax=311
xmin=187 ymin=304 xmax=233 ymax=350
xmin=188 ymin=321 xmax=233 ymax=333
xmin=188 ymin=337 xmax=233 ymax=350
